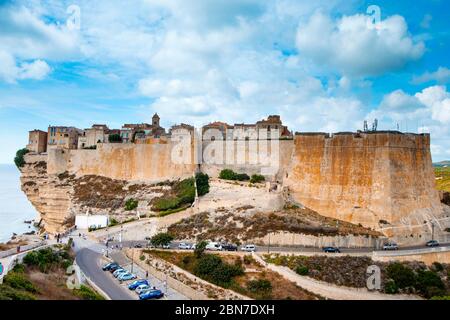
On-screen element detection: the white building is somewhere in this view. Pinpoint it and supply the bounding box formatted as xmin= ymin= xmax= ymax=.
xmin=75 ymin=215 xmax=108 ymax=230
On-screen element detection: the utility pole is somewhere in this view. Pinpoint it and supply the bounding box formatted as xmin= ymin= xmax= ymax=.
xmin=131 ymin=243 xmax=134 ymax=274
xmin=431 ymin=221 xmax=435 ymax=241
xmin=267 ymin=231 xmax=271 ymax=254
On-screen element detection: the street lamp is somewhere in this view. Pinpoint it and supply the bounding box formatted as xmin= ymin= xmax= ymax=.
xmin=431 ymin=221 xmax=435 ymax=241
xmin=267 ymin=230 xmax=272 ymax=254
xmin=131 ymin=243 xmax=134 ymax=274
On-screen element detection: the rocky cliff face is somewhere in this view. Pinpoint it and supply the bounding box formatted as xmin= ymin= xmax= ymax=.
xmin=19 ymin=132 xmax=447 ymax=242
xmin=20 ymin=153 xmax=168 ymax=234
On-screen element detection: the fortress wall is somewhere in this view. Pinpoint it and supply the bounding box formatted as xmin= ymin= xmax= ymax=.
xmin=49 ymin=142 xmax=197 ymax=182
xmin=284 ymin=132 xmax=443 ymax=231
xmin=201 ymin=139 xmax=294 ymax=180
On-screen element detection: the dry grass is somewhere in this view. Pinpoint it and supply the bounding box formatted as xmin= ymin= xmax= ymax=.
xmin=27 ymin=268 xmax=81 ymax=300
xmin=435 ymin=167 xmax=450 ymax=192
xmin=168 ymin=207 xmax=381 ymax=243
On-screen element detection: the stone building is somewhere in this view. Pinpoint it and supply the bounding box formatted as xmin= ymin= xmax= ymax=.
xmin=122 ymin=113 xmax=166 ymax=143
xmin=47 ymin=126 xmax=81 ymax=149
xmin=27 ymin=130 xmax=48 ymax=153
xmin=78 ymin=124 xmax=109 ymax=149
xmin=202 ymin=121 xmax=233 ymax=140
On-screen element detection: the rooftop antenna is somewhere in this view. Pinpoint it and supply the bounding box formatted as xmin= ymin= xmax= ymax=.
xmin=372 ymin=119 xmax=378 ymax=131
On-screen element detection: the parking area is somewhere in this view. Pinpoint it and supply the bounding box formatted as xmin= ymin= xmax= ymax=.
xmin=103 ymin=250 xmax=187 ymax=300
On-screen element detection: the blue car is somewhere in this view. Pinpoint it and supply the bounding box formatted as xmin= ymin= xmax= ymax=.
xmin=128 ymin=279 xmax=149 ymax=290
xmin=139 ymin=289 xmax=164 ymax=300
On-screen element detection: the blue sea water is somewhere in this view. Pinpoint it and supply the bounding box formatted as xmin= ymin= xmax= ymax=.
xmin=0 ymin=164 xmax=37 ymax=243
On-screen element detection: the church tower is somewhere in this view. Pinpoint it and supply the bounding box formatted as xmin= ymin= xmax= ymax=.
xmin=152 ymin=113 xmax=160 ymax=127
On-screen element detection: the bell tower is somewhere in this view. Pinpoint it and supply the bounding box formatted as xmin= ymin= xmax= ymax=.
xmin=152 ymin=113 xmax=160 ymax=127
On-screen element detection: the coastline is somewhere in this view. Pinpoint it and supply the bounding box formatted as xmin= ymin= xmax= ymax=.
xmin=0 ymin=164 xmax=38 ymax=244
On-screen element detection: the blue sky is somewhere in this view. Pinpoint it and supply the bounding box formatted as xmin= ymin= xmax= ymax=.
xmin=0 ymin=0 xmax=449 ymax=163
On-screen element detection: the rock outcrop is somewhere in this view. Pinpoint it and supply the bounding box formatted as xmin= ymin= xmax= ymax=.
xmin=19 ymin=132 xmax=448 ymax=243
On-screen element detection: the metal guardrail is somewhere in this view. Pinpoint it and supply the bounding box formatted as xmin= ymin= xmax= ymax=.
xmin=0 ymin=241 xmax=47 ymax=259
xmin=373 ymin=245 xmax=450 ymax=257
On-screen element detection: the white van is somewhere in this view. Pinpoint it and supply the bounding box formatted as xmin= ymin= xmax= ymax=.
xmin=241 ymin=244 xmax=256 ymax=252
xmin=205 ymin=242 xmax=222 ymax=251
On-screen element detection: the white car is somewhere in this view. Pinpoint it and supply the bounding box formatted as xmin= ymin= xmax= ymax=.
xmin=241 ymin=244 xmax=256 ymax=252
xmin=113 ymin=269 xmax=128 ymax=278
xmin=135 ymin=284 xmax=151 ymax=295
xmin=206 ymin=242 xmax=222 ymax=251
xmin=178 ymin=243 xmax=191 ymax=250
xmin=382 ymin=242 xmax=399 ymax=250
xmin=162 ymin=243 xmax=171 ymax=249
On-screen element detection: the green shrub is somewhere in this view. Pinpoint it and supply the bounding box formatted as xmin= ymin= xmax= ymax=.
xmin=416 ymin=270 xmax=446 ymax=299
xmin=432 ymin=262 xmax=444 ymax=272
xmin=153 ymin=197 xmax=181 ymax=211
xmin=235 ymin=173 xmax=250 ymax=181
xmin=14 ymin=148 xmax=29 ymax=168
xmin=219 ymin=169 xmax=236 ymax=180
xmin=384 ymin=279 xmax=398 ymax=294
xmin=386 ymin=263 xmax=416 ymax=289
xmin=250 ymin=174 xmax=265 ymax=184
xmin=174 ymin=178 xmax=196 ymax=204
xmin=4 ymin=272 xmax=38 ymax=293
xmin=150 ymin=232 xmax=174 ymax=247
xmin=196 ymin=172 xmax=210 ymax=196
xmin=295 ymin=265 xmax=309 ymax=276
xmin=73 ymin=285 xmax=104 ymax=300
xmin=109 ymin=218 xmax=119 ymax=227
xmin=247 ymin=279 xmax=272 ymax=294
xmin=194 ymin=254 xmax=243 ymax=286
xmin=0 ymin=285 xmax=36 ymax=300
xmin=194 ymin=240 xmax=208 ymax=258
xmin=125 ymin=198 xmax=138 ymax=211
xmin=22 ymin=248 xmax=68 ymax=273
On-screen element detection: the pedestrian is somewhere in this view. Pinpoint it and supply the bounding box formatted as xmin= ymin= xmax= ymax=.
xmin=146 ymin=271 xmax=149 ymax=279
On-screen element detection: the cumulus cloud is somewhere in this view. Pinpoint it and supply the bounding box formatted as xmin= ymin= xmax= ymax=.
xmin=367 ymin=85 xmax=450 ymax=160
xmin=412 ymin=67 xmax=450 ymax=85
xmin=296 ymin=12 xmax=425 ymax=76
xmin=0 ymin=50 xmax=51 ymax=83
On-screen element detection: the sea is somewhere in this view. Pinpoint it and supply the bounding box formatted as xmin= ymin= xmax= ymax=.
xmin=0 ymin=164 xmax=37 ymax=243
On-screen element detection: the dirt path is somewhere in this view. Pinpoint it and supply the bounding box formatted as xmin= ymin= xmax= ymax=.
xmin=253 ymin=253 xmax=422 ymax=300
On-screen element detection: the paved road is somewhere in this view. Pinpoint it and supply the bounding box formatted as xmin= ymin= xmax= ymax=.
xmin=107 ymin=239 xmax=450 ymax=254
xmin=76 ymin=248 xmax=135 ymax=300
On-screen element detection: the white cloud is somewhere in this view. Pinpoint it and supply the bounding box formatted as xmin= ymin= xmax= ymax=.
xmin=367 ymin=85 xmax=450 ymax=161
xmin=296 ymin=12 xmax=425 ymax=76
xmin=412 ymin=67 xmax=450 ymax=85
xmin=0 ymin=50 xmax=51 ymax=83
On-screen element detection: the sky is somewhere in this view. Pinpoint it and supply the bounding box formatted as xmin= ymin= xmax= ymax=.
xmin=0 ymin=0 xmax=449 ymax=164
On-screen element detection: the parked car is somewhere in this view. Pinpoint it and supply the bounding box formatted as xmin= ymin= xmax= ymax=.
xmin=426 ymin=240 xmax=440 ymax=247
xmin=382 ymin=242 xmax=399 ymax=250
xmin=118 ymin=273 xmax=137 ymax=281
xmin=206 ymin=242 xmax=222 ymax=251
xmin=134 ymin=243 xmax=143 ymax=248
xmin=109 ymin=264 xmax=121 ymax=272
xmin=113 ymin=269 xmax=127 ymax=277
xmin=178 ymin=243 xmax=191 ymax=250
xmin=241 ymin=244 xmax=256 ymax=252
xmin=322 ymin=247 xmax=341 ymax=253
xmin=162 ymin=244 xmax=171 ymax=249
xmin=102 ymin=262 xmax=119 ymax=271
xmin=128 ymin=280 xmax=149 ymax=290
xmin=139 ymin=289 xmax=164 ymax=300
xmin=135 ymin=284 xmax=152 ymax=295
xmin=222 ymin=243 xmax=238 ymax=251
xmin=190 ymin=243 xmax=196 ymax=250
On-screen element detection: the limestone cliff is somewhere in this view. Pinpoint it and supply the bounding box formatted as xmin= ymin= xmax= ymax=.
xmin=18 ymin=132 xmax=448 ymax=243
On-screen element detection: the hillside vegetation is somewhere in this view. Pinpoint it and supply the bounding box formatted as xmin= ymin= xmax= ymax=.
xmin=435 ymin=167 xmax=450 ymax=192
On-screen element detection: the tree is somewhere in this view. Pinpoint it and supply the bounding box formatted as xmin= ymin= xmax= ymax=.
xmin=14 ymin=148 xmax=29 ymax=168
xmin=195 ymin=172 xmax=210 ymax=196
xmin=194 ymin=240 xmax=208 ymax=258
xmin=150 ymin=233 xmax=174 ymax=247
xmin=124 ymin=198 xmax=138 ymax=211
